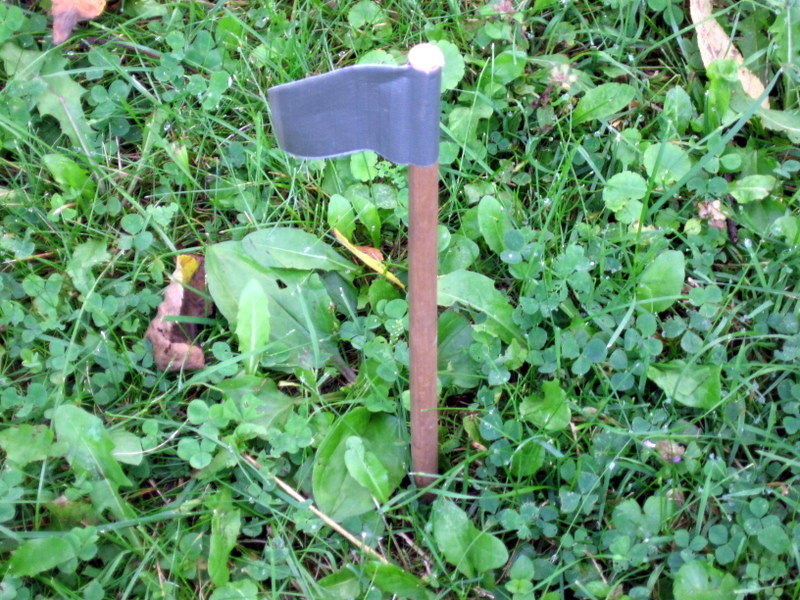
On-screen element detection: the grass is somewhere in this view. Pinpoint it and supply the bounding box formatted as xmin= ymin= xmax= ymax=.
xmin=1 ymin=0 xmax=800 ymax=599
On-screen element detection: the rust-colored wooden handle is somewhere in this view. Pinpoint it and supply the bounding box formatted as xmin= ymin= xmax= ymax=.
xmin=408 ymin=162 xmax=440 ymax=489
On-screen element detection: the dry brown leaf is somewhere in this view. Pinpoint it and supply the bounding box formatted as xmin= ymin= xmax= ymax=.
xmin=145 ymin=254 xmax=210 ymax=372
xmin=697 ymin=199 xmax=727 ymax=229
xmin=689 ymin=0 xmax=769 ymax=107
xmin=52 ymin=0 xmax=107 ymax=45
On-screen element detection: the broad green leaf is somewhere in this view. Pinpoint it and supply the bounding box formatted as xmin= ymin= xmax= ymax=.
xmin=120 ymin=214 xmax=144 ymax=235
xmin=320 ymin=271 xmax=359 ymax=318
xmin=208 ymin=579 xmax=260 ymax=600
xmin=202 ymin=70 xmax=231 ymax=110
xmin=8 ymin=537 xmax=76 ymax=577
xmin=520 ymin=379 xmax=571 ymax=431
xmin=216 ymin=375 xmax=300 ymax=435
xmin=350 ymin=150 xmax=379 ymax=182
xmin=207 ymin=241 xmax=343 ymax=370
xmin=327 ymin=194 xmax=356 ymax=240
xmin=616 ymin=199 xmax=644 ymax=225
xmin=208 ymin=489 xmax=241 ymax=587
xmin=439 ymin=140 xmax=459 ymax=164
xmin=110 ymin=430 xmax=143 ymax=466
xmin=771 ymin=215 xmax=799 ymax=244
xmin=636 ymin=250 xmax=685 ymax=313
xmin=430 ymin=40 xmax=465 ymax=91
xmin=769 ymin=2 xmax=800 ymax=72
xmin=741 ymin=197 xmax=786 ymax=234
xmin=509 ymin=439 xmax=545 ymax=477
xmin=754 ymin=106 xmax=800 ymax=143
xmin=206 ymin=240 xmax=289 ymax=324
xmin=235 ymin=279 xmax=271 ymax=375
xmin=53 ymin=405 xmax=131 ymax=489
xmin=357 ymin=49 xmax=396 ymax=65
xmin=448 ymin=106 xmax=482 ymax=145
xmin=313 ymin=408 xmax=408 ymax=522
xmin=603 ymin=171 xmax=647 ymax=213
xmin=318 ymin=569 xmax=363 ymax=599
xmin=52 ymin=405 xmax=134 ymax=522
xmin=242 ymin=227 xmax=354 ymax=274
xmin=646 ymin=360 xmax=721 ymax=409
xmin=343 ymin=436 xmax=391 ymax=503
xmin=673 ymin=560 xmax=738 ymax=600
xmin=0 ymin=5 xmax=25 ymax=46
xmin=611 ymin=499 xmax=643 ymax=536
xmin=727 ymin=174 xmax=776 ymax=203
xmin=533 ymin=0 xmax=559 ymax=10
xmin=757 ymin=521 xmax=790 ymax=554
xmin=616 ymin=127 xmax=642 ymax=167
xmin=573 ymin=83 xmax=635 ymax=124
xmin=43 ymin=154 xmax=96 ymax=199
xmin=662 ymin=86 xmax=695 ymax=135
xmin=490 ymin=50 xmax=527 ymax=85
xmin=439 ymin=234 xmax=479 ymax=273
xmin=346 ymin=184 xmax=382 ymax=247
xmin=66 ymin=239 xmax=110 ymax=294
xmin=363 ymin=562 xmax=434 ymax=600
xmin=348 ymin=0 xmax=385 ymax=28
xmin=438 ymin=270 xmax=524 ymax=345
xmin=478 ymin=195 xmax=511 ymax=255
xmin=642 ymin=143 xmax=692 ymax=186
xmin=431 ymin=498 xmax=508 ymax=578
xmin=0 ymin=424 xmax=53 ymax=466
xmin=188 ymin=400 xmax=209 ymax=424
xmin=643 ymin=494 xmax=676 ymax=535
xmin=263 ymin=271 xmax=340 ymax=370
xmin=438 ymin=310 xmax=480 ymax=389
xmin=0 ymin=43 xmax=94 ymax=148
xmin=729 ymin=92 xmax=800 ymax=142
xmin=509 ymin=555 xmax=535 ymax=581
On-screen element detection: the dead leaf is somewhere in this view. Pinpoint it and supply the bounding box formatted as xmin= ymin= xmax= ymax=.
xmin=332 ymin=229 xmax=405 ymax=290
xmin=689 ymin=0 xmax=769 ymax=107
xmin=52 ymin=0 xmax=107 ymax=45
xmin=697 ymin=199 xmax=727 ymax=229
xmin=354 ymin=244 xmax=384 ymax=262
xmin=145 ymin=254 xmax=210 ymax=372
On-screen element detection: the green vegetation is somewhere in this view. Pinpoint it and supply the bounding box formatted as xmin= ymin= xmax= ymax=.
xmin=1 ymin=0 xmax=799 ymax=598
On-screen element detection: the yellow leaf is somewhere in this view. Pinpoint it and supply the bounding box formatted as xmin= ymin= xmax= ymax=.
xmin=354 ymin=244 xmax=384 ymax=262
xmin=689 ymin=0 xmax=769 ymax=107
xmin=52 ymin=0 xmax=107 ymax=45
xmin=333 ymin=229 xmax=405 ymax=290
xmin=174 ymin=254 xmax=201 ymax=285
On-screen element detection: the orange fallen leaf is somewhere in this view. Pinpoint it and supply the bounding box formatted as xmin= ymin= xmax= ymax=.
xmin=689 ymin=0 xmax=769 ymax=107
xmin=52 ymin=0 xmax=107 ymax=45
xmin=145 ymin=254 xmax=211 ymax=372
xmin=333 ymin=229 xmax=405 ymax=290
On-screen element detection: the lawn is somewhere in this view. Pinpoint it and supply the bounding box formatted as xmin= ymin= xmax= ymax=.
xmin=1 ymin=0 xmax=799 ymax=598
